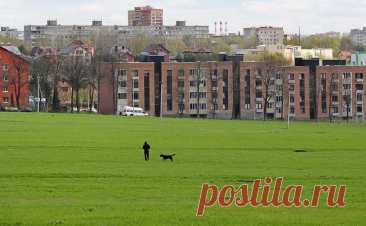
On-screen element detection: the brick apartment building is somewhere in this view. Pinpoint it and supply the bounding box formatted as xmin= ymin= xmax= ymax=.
xmin=240 ymin=62 xmax=310 ymax=120
xmin=99 ymin=56 xmax=366 ymax=121
xmin=161 ymin=61 xmax=233 ymax=118
xmin=100 ymin=59 xmax=309 ymax=120
xmin=99 ymin=62 xmax=156 ymax=116
xmin=128 ymin=6 xmax=163 ymax=26
xmin=0 ymin=46 xmax=30 ymax=109
xmin=316 ymin=66 xmax=366 ymax=120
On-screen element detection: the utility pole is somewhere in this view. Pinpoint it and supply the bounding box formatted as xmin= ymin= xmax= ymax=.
xmin=37 ymin=75 xmax=40 ymax=112
xmin=287 ymin=75 xmax=291 ymax=129
xmin=160 ymin=81 xmax=163 ymax=120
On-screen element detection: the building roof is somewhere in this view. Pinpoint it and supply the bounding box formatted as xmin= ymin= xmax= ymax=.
xmin=2 ymin=46 xmax=22 ymax=56
xmin=142 ymin=44 xmax=170 ymax=56
xmin=60 ymin=40 xmax=91 ymax=55
xmin=0 ymin=46 xmax=31 ymax=62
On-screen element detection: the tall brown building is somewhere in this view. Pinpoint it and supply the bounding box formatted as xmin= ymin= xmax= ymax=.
xmin=128 ymin=6 xmax=163 ymax=26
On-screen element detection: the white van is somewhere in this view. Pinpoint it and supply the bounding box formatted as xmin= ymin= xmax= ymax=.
xmin=121 ymin=106 xmax=148 ymax=116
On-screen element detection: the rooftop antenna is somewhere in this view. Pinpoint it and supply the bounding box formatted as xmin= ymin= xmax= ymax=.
xmin=298 ymin=26 xmax=301 ymax=46
xmin=214 ymin=22 xmax=217 ymax=36
xmin=220 ymin=21 xmax=223 ymax=36
xmin=225 ymin=22 xmax=228 ymax=36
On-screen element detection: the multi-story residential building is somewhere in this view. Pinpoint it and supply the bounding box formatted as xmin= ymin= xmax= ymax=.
xmin=0 ymin=46 xmax=30 ymax=109
xmin=350 ymin=27 xmax=366 ymax=47
xmin=243 ymin=26 xmax=284 ymax=49
xmin=0 ymin=27 xmax=20 ymax=40
xmin=350 ymin=51 xmax=366 ymax=66
xmin=24 ymin=20 xmax=209 ymax=49
xmin=99 ymin=62 xmax=156 ymax=116
xmin=128 ymin=6 xmax=163 ymax=26
xmin=161 ymin=61 xmax=233 ymax=118
xmin=295 ymin=58 xmax=347 ymax=119
xmin=239 ymin=62 xmax=310 ymax=120
xmin=316 ymin=66 xmax=366 ymax=120
xmin=98 ymin=52 xmax=366 ymax=121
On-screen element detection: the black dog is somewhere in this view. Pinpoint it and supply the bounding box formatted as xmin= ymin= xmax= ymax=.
xmin=160 ymin=154 xmax=176 ymax=161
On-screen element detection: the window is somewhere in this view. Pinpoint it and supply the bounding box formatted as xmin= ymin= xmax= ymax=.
xmin=356 ymin=73 xmax=364 ymax=80
xmin=290 ymin=106 xmax=295 ymax=114
xmin=178 ymin=69 xmax=184 ymax=79
xmin=356 ymin=84 xmax=363 ymax=91
xmin=3 ymin=97 xmax=9 ymax=103
xmin=133 ymin=92 xmax=139 ymax=100
xmin=167 ymin=70 xmax=173 ymax=111
xmin=332 ymin=96 xmax=338 ymax=102
xmin=118 ymin=93 xmax=127 ymax=99
xmin=133 ymin=79 xmax=139 ymax=89
xmin=357 ymin=93 xmax=363 ymax=102
xmin=2 ymin=64 xmax=9 ymax=71
xmin=289 ymin=73 xmax=295 ymax=80
xmin=290 ymin=96 xmax=295 ymax=103
xmin=189 ymin=69 xmax=196 ymax=76
xmin=144 ymin=71 xmax=150 ymax=111
xmin=118 ymin=69 xmax=127 ymax=77
xmin=276 ymin=73 xmax=281 ymax=80
xmin=357 ymin=105 xmax=363 ymax=113
xmin=132 ymin=70 xmax=138 ymax=79
xmin=289 ymin=84 xmax=295 ymax=91
xmin=256 ymin=103 xmax=263 ymax=109
xmin=2 ymin=74 xmax=8 ymax=81
xmin=2 ymin=86 xmax=8 ymax=92
xmin=118 ymin=81 xmax=127 ymax=88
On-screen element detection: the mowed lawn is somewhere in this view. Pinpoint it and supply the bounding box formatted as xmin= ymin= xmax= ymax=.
xmin=0 ymin=113 xmax=365 ymax=226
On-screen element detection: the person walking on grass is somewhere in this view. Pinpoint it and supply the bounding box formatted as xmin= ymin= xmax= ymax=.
xmin=142 ymin=141 xmax=151 ymax=161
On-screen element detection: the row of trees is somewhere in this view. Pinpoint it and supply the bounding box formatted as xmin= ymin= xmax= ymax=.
xmin=30 ymin=53 xmax=102 ymax=113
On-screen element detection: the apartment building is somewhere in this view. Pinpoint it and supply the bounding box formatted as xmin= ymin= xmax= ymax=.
xmin=0 ymin=27 xmax=20 ymax=40
xmin=99 ymin=61 xmax=233 ymax=118
xmin=98 ymin=55 xmax=366 ymax=121
xmin=243 ymin=26 xmax=284 ymax=49
xmin=24 ymin=20 xmax=209 ymax=49
xmin=161 ymin=61 xmax=233 ymax=118
xmin=128 ymin=6 xmax=163 ymax=26
xmin=350 ymin=28 xmax=366 ymax=47
xmin=99 ymin=62 xmax=156 ymax=116
xmin=239 ymin=62 xmax=310 ymax=120
xmin=316 ymin=66 xmax=366 ymax=120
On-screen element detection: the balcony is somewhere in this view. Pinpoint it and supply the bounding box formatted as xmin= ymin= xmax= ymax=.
xmin=256 ymin=109 xmax=264 ymax=113
xmin=343 ymin=78 xmax=352 ymax=84
xmin=256 ymin=97 xmax=264 ymax=102
xmin=288 ymin=80 xmax=295 ymax=84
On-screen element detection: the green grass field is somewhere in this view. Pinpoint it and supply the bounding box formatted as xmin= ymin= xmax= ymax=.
xmin=0 ymin=113 xmax=365 ymax=226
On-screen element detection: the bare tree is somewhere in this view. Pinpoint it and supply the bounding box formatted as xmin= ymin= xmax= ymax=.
xmin=209 ymin=62 xmax=221 ymax=119
xmin=9 ymin=56 xmax=29 ymax=109
xmin=30 ymin=56 xmax=54 ymax=111
xmin=262 ymin=63 xmax=277 ymax=121
xmin=192 ymin=61 xmax=207 ymax=118
xmin=50 ymin=56 xmax=63 ymax=111
xmin=328 ymin=73 xmax=338 ymax=123
xmin=62 ymin=56 xmax=88 ymax=113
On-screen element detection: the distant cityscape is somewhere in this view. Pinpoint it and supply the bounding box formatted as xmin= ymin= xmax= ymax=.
xmin=1 ymin=5 xmax=366 ymax=121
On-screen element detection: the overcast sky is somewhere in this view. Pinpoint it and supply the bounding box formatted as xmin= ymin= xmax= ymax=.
xmin=1 ymin=0 xmax=365 ymax=34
